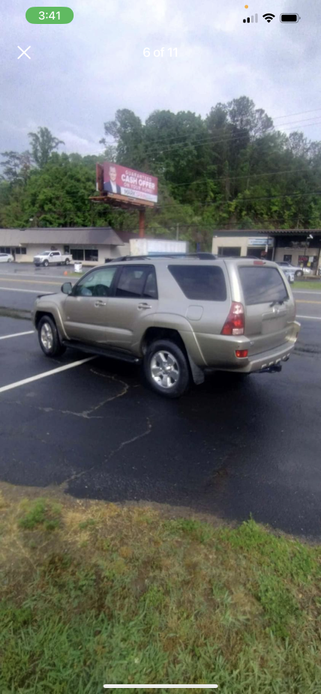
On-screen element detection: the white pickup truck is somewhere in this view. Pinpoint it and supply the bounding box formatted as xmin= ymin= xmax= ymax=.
xmin=33 ymin=250 xmax=73 ymax=267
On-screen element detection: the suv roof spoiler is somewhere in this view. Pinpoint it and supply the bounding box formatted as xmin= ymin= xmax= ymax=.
xmin=105 ymin=253 xmax=218 ymax=263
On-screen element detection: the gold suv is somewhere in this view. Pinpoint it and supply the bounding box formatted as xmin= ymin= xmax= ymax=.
xmin=32 ymin=256 xmax=300 ymax=398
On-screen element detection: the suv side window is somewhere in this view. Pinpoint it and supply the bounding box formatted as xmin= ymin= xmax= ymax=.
xmin=115 ymin=266 xmax=150 ymax=298
xmin=73 ymin=267 xmax=117 ymax=297
xmin=169 ymin=265 xmax=227 ymax=301
xmin=143 ymin=268 xmax=158 ymax=299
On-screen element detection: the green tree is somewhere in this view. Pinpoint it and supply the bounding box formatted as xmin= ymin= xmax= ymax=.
xmin=28 ymin=127 xmax=64 ymax=168
xmin=2 ymin=102 xmax=321 ymax=240
xmin=0 ymin=150 xmax=32 ymax=184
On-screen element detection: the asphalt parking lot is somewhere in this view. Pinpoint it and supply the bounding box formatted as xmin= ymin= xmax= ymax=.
xmin=1 ymin=262 xmax=321 ymax=539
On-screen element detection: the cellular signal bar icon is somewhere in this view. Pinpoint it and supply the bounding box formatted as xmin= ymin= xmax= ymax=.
xmin=243 ymin=14 xmax=258 ymax=23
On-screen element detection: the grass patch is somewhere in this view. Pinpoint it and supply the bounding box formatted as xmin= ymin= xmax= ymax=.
xmin=0 ymin=487 xmax=321 ymax=693
xmin=18 ymin=498 xmax=62 ymax=531
xmin=292 ymin=280 xmax=321 ymax=290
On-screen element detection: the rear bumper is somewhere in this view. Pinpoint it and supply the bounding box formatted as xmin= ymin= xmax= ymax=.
xmin=233 ymin=340 xmax=296 ymax=374
xmin=194 ymin=321 xmax=300 ymax=373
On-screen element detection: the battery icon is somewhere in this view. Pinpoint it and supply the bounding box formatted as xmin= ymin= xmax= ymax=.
xmin=280 ymin=14 xmax=301 ymax=22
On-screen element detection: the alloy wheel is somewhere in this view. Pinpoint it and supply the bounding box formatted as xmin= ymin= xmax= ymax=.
xmin=150 ymin=350 xmax=180 ymax=389
xmin=40 ymin=322 xmax=54 ymax=351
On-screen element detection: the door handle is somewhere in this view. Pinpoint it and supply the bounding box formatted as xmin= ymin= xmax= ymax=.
xmin=94 ymin=300 xmax=107 ymax=307
xmin=137 ymin=302 xmax=152 ymax=310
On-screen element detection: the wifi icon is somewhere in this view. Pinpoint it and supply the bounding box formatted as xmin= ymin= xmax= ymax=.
xmin=263 ymin=13 xmax=275 ymax=22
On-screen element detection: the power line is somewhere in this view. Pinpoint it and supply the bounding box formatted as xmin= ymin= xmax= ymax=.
xmin=104 ymin=106 xmax=321 ymax=151
xmin=142 ymin=117 xmax=321 ymax=159
xmin=270 ymin=107 xmax=321 ymax=120
xmin=38 ymin=160 xmax=319 ymax=202
xmin=152 ymin=189 xmax=321 ymax=211
xmin=104 ymin=114 xmax=321 ymax=161
xmin=163 ymin=166 xmax=317 ymax=190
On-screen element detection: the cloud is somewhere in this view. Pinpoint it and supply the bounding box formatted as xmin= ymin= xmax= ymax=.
xmin=58 ymin=131 xmax=101 ymax=155
xmin=0 ymin=0 xmax=320 ymax=156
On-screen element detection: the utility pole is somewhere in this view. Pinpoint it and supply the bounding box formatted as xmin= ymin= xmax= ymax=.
xmin=139 ymin=209 xmax=145 ymax=238
xmin=176 ymin=223 xmax=179 ymax=241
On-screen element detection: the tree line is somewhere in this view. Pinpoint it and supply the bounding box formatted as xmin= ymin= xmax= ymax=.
xmin=1 ymin=96 xmax=321 ymax=250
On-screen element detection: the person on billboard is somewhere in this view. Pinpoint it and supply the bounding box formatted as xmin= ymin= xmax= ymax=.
xmin=104 ymin=165 xmax=121 ymax=194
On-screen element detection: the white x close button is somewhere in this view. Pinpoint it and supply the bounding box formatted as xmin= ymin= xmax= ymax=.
xmin=17 ymin=46 xmax=31 ymax=60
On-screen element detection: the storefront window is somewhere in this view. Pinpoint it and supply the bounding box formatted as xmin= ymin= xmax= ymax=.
xmin=85 ymin=249 xmax=98 ymax=262
xmin=71 ymin=249 xmax=84 ymax=261
xmin=299 ymin=254 xmax=318 ymax=269
xmin=70 ymin=248 xmax=98 ymax=261
xmin=218 ymin=247 xmax=241 ymax=257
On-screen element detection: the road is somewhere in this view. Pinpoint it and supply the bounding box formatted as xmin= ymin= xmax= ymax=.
xmin=0 ymin=262 xmax=321 ymax=539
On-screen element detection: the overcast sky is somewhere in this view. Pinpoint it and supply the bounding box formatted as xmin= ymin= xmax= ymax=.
xmin=1 ymin=0 xmax=320 ymax=157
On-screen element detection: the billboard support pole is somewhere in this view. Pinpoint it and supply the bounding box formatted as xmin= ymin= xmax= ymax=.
xmin=139 ymin=208 xmax=145 ymax=238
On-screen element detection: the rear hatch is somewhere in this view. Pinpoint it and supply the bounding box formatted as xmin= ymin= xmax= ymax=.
xmin=236 ymin=262 xmax=296 ymax=355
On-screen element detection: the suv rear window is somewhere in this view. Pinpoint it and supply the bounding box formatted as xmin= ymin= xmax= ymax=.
xmin=239 ymin=267 xmax=288 ymax=305
xmin=169 ymin=265 xmax=227 ymax=301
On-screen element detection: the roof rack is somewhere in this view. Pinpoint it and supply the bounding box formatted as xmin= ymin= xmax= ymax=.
xmin=105 ymin=253 xmax=218 ymax=263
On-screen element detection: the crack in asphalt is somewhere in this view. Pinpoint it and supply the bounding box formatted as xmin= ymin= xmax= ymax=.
xmin=60 ymin=416 xmax=153 ymax=487
xmin=32 ymin=371 xmax=130 ymax=419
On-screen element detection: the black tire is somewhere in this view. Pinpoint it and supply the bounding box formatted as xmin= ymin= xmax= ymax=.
xmin=38 ymin=315 xmax=66 ymax=358
xmin=65 ymin=258 xmax=70 ymax=265
xmin=43 ymin=260 xmax=49 ymax=267
xmin=143 ymin=339 xmax=191 ymax=398
xmin=295 ymin=270 xmax=303 ymax=278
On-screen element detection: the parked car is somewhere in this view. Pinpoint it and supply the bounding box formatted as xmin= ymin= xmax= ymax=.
xmin=0 ymin=252 xmax=14 ymax=263
xmin=33 ymin=250 xmax=72 ymax=267
xmin=32 ymin=257 xmax=300 ymax=398
xmin=277 ymin=261 xmax=311 ymax=278
xmin=279 ymin=267 xmax=295 ymax=283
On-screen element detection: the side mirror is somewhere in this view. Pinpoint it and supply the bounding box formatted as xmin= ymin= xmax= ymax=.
xmin=61 ymin=282 xmax=73 ymax=295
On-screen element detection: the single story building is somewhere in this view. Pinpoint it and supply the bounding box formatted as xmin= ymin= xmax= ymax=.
xmin=212 ymin=230 xmax=321 ymax=272
xmin=0 ymin=227 xmax=179 ymax=265
xmin=0 ymin=227 xmax=128 ymax=265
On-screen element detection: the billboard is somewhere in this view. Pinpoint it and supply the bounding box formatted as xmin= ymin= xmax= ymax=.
xmin=102 ymin=162 xmax=158 ymax=203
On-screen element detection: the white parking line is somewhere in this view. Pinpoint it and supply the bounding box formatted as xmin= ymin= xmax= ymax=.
xmin=0 ymin=357 xmax=96 ymax=394
xmin=0 ymin=286 xmax=52 ymax=294
xmin=297 ymin=315 xmax=321 ymax=321
xmin=0 ymin=330 xmax=34 ymax=340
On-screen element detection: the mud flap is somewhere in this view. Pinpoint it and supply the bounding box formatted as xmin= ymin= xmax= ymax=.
xmin=187 ymin=353 xmax=205 ymax=384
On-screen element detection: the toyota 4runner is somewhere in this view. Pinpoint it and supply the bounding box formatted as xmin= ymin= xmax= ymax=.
xmin=32 ymin=256 xmax=300 ymax=398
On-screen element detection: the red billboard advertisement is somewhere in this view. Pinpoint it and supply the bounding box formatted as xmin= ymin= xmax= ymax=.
xmin=102 ymin=162 xmax=158 ymax=203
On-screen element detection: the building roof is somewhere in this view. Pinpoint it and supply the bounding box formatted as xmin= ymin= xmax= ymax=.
xmin=0 ymin=227 xmax=124 ymax=246
xmin=214 ymin=229 xmax=321 ymax=237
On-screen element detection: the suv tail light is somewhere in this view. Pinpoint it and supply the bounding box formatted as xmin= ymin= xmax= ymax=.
xmin=235 ymin=349 xmax=248 ymax=358
xmin=221 ymin=302 xmax=245 ymax=336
